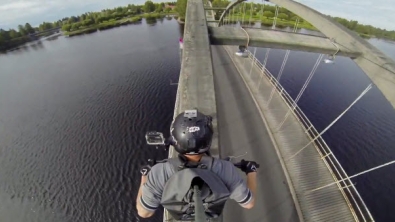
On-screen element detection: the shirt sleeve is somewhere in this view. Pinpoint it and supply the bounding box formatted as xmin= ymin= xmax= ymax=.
xmin=225 ymin=162 xmax=253 ymax=206
xmin=140 ymin=164 xmax=166 ymax=212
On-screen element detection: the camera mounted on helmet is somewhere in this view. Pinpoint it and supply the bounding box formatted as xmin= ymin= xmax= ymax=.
xmin=144 ymin=109 xmax=213 ymax=155
xmin=170 ymin=109 xmax=213 ymax=155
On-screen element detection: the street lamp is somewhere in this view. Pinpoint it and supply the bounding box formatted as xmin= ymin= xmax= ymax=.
xmin=235 ymin=45 xmax=249 ymax=57
xmin=324 ymin=38 xmax=339 ymax=64
xmin=323 ymin=55 xmax=335 ymax=64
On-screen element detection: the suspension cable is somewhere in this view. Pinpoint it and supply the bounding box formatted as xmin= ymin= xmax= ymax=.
xmin=248 ymin=1 xmax=254 ymax=28
xmin=232 ymin=6 xmax=235 ymax=27
xmin=306 ymin=159 xmax=395 ymax=194
xmin=272 ymin=5 xmax=279 ymax=29
xmin=238 ymin=3 xmax=242 ymax=27
xmin=249 ymin=47 xmax=258 ymax=77
xmin=260 ymin=0 xmax=264 ymax=29
xmin=228 ymin=9 xmax=231 ymax=26
xmin=241 ymin=2 xmax=249 ymax=65
xmin=293 ymin=17 xmax=300 ymax=32
xmin=242 ymin=2 xmax=246 ymax=28
xmin=257 ymin=48 xmax=271 ymax=90
xmin=276 ymin=54 xmax=324 ymax=131
xmin=284 ymin=83 xmax=373 ymax=162
xmin=266 ymin=49 xmax=291 ymax=106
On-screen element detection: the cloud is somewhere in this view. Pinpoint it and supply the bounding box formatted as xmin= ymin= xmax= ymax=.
xmin=0 ymin=1 xmax=51 ymax=27
xmin=0 ymin=0 xmax=394 ymax=31
xmin=0 ymin=0 xmax=152 ymax=29
xmin=294 ymin=0 xmax=395 ymax=30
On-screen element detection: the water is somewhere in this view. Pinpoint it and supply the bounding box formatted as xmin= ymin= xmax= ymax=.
xmin=1 ymin=19 xmax=395 ymax=221
xmin=0 ymin=18 xmax=180 ymax=222
xmin=253 ymin=34 xmax=395 ymax=221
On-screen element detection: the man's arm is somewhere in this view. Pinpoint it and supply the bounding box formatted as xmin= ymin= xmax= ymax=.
xmin=243 ymin=172 xmax=257 ymax=209
xmin=136 ymin=165 xmax=164 ymax=218
xmin=226 ymin=163 xmax=256 ymax=209
xmin=136 ymin=175 xmax=155 ymax=218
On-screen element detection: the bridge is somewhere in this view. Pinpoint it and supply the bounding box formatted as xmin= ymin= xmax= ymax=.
xmin=166 ymin=0 xmax=395 ymax=221
xmin=27 ymin=27 xmax=61 ymax=40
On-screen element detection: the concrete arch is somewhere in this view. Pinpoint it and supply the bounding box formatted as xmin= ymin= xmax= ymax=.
xmin=219 ymin=0 xmax=395 ymax=110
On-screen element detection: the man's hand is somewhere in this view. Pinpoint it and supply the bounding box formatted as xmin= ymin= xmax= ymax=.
xmin=239 ymin=159 xmax=259 ymax=174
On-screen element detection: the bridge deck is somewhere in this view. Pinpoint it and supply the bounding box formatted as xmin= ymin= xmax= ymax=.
xmin=212 ymin=46 xmax=299 ymax=221
xmin=223 ymin=45 xmax=356 ymax=221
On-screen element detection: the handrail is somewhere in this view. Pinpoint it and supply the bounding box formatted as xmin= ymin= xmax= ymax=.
xmin=246 ymin=51 xmax=374 ymax=221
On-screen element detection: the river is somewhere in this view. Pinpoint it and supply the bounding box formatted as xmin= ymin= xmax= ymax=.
xmin=0 ymin=18 xmax=394 ymax=222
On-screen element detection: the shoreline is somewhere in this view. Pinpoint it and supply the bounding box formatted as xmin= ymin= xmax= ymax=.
xmin=65 ymin=13 xmax=177 ymax=37
xmin=1 ymin=16 xmax=393 ymax=53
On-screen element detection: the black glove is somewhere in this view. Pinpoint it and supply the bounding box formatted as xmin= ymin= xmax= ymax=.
xmin=140 ymin=159 xmax=156 ymax=176
xmin=239 ymin=159 xmax=259 ymax=174
xmin=140 ymin=165 xmax=152 ymax=176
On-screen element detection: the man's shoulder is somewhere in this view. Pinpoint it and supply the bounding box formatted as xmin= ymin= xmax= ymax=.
xmin=212 ymin=157 xmax=236 ymax=167
xmin=151 ymin=161 xmax=176 ymax=172
xmin=211 ymin=158 xmax=241 ymax=177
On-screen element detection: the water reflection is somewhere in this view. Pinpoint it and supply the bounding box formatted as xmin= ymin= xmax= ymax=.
xmin=146 ymin=17 xmax=158 ymax=26
xmin=30 ymin=41 xmax=45 ymax=51
xmin=46 ymin=34 xmax=62 ymax=41
xmin=179 ymin=23 xmax=185 ymax=38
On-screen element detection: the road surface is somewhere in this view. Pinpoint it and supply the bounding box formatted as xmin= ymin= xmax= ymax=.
xmin=211 ymin=45 xmax=299 ymax=222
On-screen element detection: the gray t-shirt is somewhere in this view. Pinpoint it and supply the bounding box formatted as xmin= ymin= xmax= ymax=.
xmin=140 ymin=158 xmax=252 ymax=212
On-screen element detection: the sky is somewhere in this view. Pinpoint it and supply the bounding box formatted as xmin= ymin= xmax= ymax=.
xmin=0 ymin=0 xmax=394 ymax=31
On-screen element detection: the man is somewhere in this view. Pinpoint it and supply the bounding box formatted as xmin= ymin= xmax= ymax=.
xmin=136 ymin=110 xmax=259 ymax=219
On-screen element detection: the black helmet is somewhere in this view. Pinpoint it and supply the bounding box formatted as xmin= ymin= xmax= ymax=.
xmin=170 ymin=109 xmax=213 ymax=155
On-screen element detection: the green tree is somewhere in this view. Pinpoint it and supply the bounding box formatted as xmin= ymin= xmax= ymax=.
xmin=349 ymin=20 xmax=358 ymax=30
xmin=212 ymin=0 xmax=229 ymax=20
xmin=144 ymin=1 xmax=155 ymax=13
xmin=71 ymin=23 xmax=80 ymax=30
xmin=94 ymin=17 xmax=100 ymax=24
xmin=263 ymin=11 xmax=274 ymax=18
xmin=9 ymin=29 xmax=19 ymax=39
xmin=62 ymin=24 xmax=71 ymax=32
xmin=176 ymin=0 xmax=187 ymax=18
xmin=212 ymin=0 xmax=229 ymax=7
xmin=277 ymin=13 xmax=288 ymax=20
xmin=18 ymin=25 xmax=27 ymax=36
xmin=70 ymin=16 xmax=79 ymax=23
xmin=278 ymin=7 xmax=289 ymax=15
xmin=0 ymin=35 xmax=4 ymax=45
xmin=290 ymin=16 xmax=303 ymax=22
xmin=165 ymin=7 xmax=172 ymax=13
xmin=155 ymin=3 xmax=163 ymax=12
xmin=24 ymin=23 xmax=35 ymax=34
xmin=38 ymin=22 xmax=53 ymax=31
xmin=0 ymin=29 xmax=10 ymax=41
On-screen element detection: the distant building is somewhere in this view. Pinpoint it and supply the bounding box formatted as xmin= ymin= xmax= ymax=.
xmin=164 ymin=3 xmax=176 ymax=10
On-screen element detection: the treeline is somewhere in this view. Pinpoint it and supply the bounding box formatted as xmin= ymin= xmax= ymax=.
xmin=0 ymin=1 xmax=177 ymax=51
xmin=331 ymin=17 xmax=395 ymax=40
xmin=0 ymin=21 xmax=61 ymax=51
xmin=209 ymin=0 xmax=395 ymax=40
xmin=61 ymin=2 xmax=177 ymax=33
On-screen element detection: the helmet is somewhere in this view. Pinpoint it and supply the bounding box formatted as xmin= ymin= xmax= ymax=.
xmin=170 ymin=109 xmax=213 ymax=155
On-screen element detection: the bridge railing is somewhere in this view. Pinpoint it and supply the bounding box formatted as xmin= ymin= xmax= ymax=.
xmin=246 ymin=51 xmax=373 ymax=221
